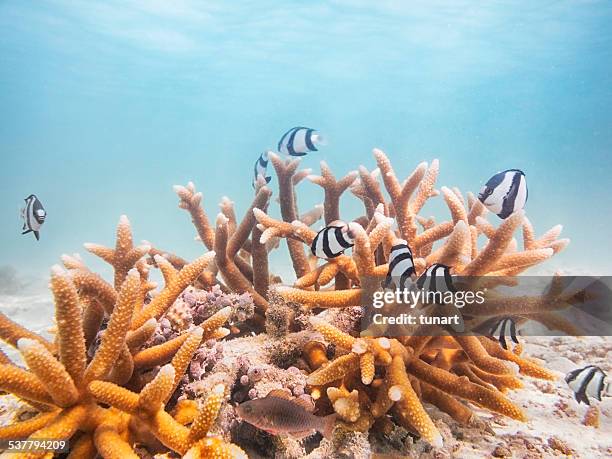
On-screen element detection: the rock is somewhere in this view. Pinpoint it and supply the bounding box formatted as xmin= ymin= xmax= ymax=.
xmin=492 ymin=445 xmax=512 ymax=457
xmin=547 ymin=436 xmax=573 ymax=456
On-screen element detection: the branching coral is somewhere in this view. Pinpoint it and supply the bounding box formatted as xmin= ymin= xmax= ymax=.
xmin=0 ymin=148 xmax=579 ymax=457
xmin=251 ymin=149 xmax=573 ymax=448
xmin=0 ymin=221 xmax=235 ymax=457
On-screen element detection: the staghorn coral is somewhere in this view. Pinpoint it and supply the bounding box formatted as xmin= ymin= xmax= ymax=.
xmin=251 ymin=149 xmax=576 ymax=449
xmin=84 ymin=215 xmax=151 ymax=290
xmin=0 ymin=149 xmax=584 ymax=457
xmin=0 ymin=220 xmax=236 ymax=457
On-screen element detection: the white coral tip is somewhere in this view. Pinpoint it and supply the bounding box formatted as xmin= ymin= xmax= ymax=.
xmin=216 ymin=213 xmax=229 ymax=225
xmin=352 ymin=339 xmax=368 ymax=355
xmin=377 ymin=337 xmax=391 ymax=349
xmin=191 ymin=327 xmax=204 ymax=337
xmin=119 ymin=214 xmax=129 ymax=225
xmin=138 ymin=244 xmax=151 ymax=253
xmin=220 ymin=196 xmax=233 ymax=205
xmin=127 ymin=268 xmax=140 ymax=278
xmin=388 ymin=385 xmax=403 ymax=402
xmin=50 ymin=264 xmax=65 ymax=276
xmin=158 ymin=364 xmax=175 ymax=378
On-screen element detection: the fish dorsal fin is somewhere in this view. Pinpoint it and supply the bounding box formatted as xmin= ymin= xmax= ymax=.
xmin=267 ymin=389 xmax=315 ymax=412
xmin=267 ymin=389 xmax=293 ymax=401
xmin=291 ymin=396 xmax=315 ymax=412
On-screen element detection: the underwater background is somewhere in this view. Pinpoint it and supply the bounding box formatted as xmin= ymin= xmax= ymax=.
xmin=1 ymin=0 xmax=612 ymax=296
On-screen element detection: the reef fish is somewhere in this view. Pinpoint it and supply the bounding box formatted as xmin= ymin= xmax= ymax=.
xmin=478 ymin=169 xmax=527 ymax=219
xmin=311 ymin=221 xmax=357 ymax=259
xmin=253 ymin=151 xmax=272 ymax=188
xmin=488 ymin=317 xmax=520 ymax=350
xmin=383 ymin=240 xmax=416 ymax=291
xmin=565 ymin=365 xmax=610 ymax=405
xmin=21 ymin=194 xmax=46 ymax=241
xmin=236 ymin=389 xmax=336 ymax=439
xmin=416 ymin=263 xmax=456 ymax=293
xmin=278 ymin=126 xmax=323 ymax=157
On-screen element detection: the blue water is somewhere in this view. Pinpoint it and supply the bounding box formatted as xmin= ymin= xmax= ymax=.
xmin=1 ymin=0 xmax=611 ymax=288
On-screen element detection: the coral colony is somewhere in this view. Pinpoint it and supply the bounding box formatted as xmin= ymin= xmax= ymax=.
xmin=0 ymin=148 xmax=583 ymax=458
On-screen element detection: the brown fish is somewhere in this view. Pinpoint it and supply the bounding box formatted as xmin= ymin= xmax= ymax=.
xmin=236 ymin=389 xmax=336 ymax=439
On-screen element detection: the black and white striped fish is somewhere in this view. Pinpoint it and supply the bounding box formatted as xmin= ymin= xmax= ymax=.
xmin=478 ymin=169 xmax=527 ymax=219
xmin=416 ymin=263 xmax=456 ymax=293
xmin=20 ymin=194 xmax=46 ymax=241
xmin=565 ymin=365 xmax=610 ymax=405
xmin=311 ymin=221 xmax=357 ymax=259
xmin=383 ymin=240 xmax=415 ymax=291
xmin=253 ymin=151 xmax=272 ymax=188
xmin=489 ymin=317 xmax=520 ymax=350
xmin=278 ymin=126 xmax=323 ymax=157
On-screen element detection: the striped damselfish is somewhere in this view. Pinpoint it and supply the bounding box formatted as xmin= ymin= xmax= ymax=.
xmin=21 ymin=194 xmax=46 ymax=241
xmin=311 ymin=221 xmax=357 ymax=259
xmin=478 ymin=169 xmax=527 ymax=219
xmin=278 ymin=126 xmax=324 ymax=157
xmin=383 ymin=240 xmax=416 ymax=291
xmin=253 ymin=150 xmax=272 ymax=188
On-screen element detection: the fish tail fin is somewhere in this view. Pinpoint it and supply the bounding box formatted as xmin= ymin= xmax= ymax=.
xmin=34 ymin=231 xmax=40 ymax=241
xmin=22 ymin=229 xmax=32 ymax=235
xmin=313 ymin=132 xmax=327 ymax=146
xmin=575 ymin=391 xmax=589 ymax=405
xmin=320 ymin=413 xmax=337 ymax=440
